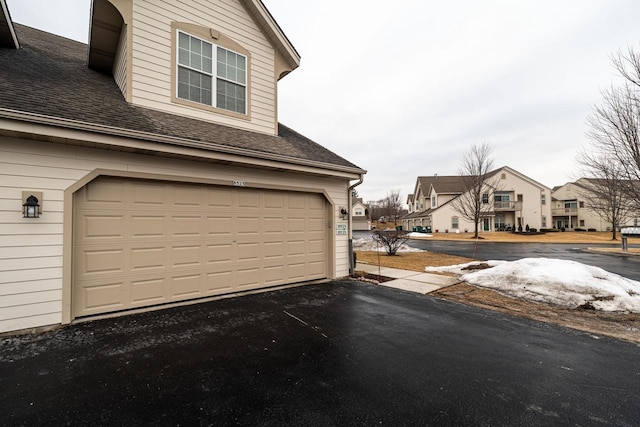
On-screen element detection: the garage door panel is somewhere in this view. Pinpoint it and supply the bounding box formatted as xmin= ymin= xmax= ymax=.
xmin=288 ymin=194 xmax=305 ymax=209
xmin=264 ymin=241 xmax=284 ymax=258
xmin=207 ymin=187 xmax=233 ymax=207
xmin=132 ymin=216 xmax=166 ymax=238
xmin=264 ymin=193 xmax=285 ymax=209
xmin=172 ymin=185 xmax=202 ymax=206
xmin=206 ymin=243 xmax=233 ymax=263
xmin=172 ymin=245 xmax=202 ymax=267
xmin=206 ymin=216 xmax=233 ymax=235
xmin=237 ymin=217 xmax=259 ymax=234
xmin=171 ymin=274 xmax=201 ymax=297
xmin=238 ymin=192 xmax=259 ymax=208
xmin=82 ymin=282 xmax=126 ymax=311
xmin=264 ymin=217 xmax=284 ymax=233
xmin=131 ymin=278 xmax=167 ymax=304
xmin=131 ymin=247 xmax=166 ymax=271
xmin=287 ymin=240 xmax=305 ymax=256
xmin=288 ymin=218 xmax=305 ymax=232
xmin=84 ymin=215 xmax=125 ymax=239
xmin=205 ymin=271 xmax=233 ymax=292
xmin=237 ymin=242 xmax=259 ymax=261
xmin=308 ymin=239 xmax=325 ymax=255
xmin=85 ymin=179 xmax=124 ymax=204
xmin=263 ymin=265 xmax=285 ymax=284
xmin=132 ymin=182 xmax=166 ymax=206
xmin=83 ymin=249 xmax=124 ymax=275
xmin=73 ymin=178 xmax=328 ymax=318
xmin=237 ymin=268 xmax=261 ymax=287
xmin=308 ymin=196 xmax=325 ymax=210
xmin=172 ymin=216 xmax=201 ymax=237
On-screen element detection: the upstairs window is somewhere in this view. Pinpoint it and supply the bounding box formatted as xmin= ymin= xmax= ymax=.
xmin=177 ymin=31 xmax=246 ymax=114
xmin=541 ymin=194 xmax=546 ymax=205
xmin=431 ymin=196 xmax=436 ymax=208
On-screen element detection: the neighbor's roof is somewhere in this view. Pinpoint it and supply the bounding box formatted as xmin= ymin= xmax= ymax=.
xmin=417 ymin=175 xmax=465 ymax=195
xmin=0 ymin=24 xmax=364 ymax=174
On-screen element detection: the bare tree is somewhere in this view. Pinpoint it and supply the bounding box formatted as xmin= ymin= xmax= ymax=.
xmin=381 ymin=189 xmax=403 ymax=226
xmin=372 ymin=229 xmax=409 ymax=256
xmin=586 ymin=45 xmax=640 ymax=203
xmin=576 ymin=152 xmax=635 ymax=239
xmin=451 ymin=143 xmax=499 ymax=238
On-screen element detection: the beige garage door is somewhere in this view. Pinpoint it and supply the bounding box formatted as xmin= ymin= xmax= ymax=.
xmin=72 ymin=177 xmax=328 ymax=318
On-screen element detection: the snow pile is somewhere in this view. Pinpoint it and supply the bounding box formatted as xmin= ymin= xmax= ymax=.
xmin=426 ymin=258 xmax=640 ymax=312
xmin=352 ymin=237 xmax=424 ymax=253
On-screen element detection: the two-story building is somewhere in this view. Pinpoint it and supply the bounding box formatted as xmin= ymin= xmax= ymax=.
xmin=0 ymin=0 xmax=365 ymax=334
xmin=551 ymin=179 xmax=639 ymax=231
xmin=351 ymin=198 xmax=371 ymax=231
xmin=403 ymin=167 xmax=551 ymax=233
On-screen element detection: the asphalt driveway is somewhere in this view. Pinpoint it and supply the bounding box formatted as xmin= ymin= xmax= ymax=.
xmin=2 ymin=280 xmax=639 ymax=426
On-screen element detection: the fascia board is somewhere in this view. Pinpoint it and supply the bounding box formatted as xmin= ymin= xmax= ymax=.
xmin=0 ymin=111 xmax=365 ymax=179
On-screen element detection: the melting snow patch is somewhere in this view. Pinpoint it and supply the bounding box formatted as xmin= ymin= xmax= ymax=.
xmin=427 ymin=258 xmax=640 ymax=313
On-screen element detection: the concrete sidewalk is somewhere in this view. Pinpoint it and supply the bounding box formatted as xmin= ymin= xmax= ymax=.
xmin=355 ymin=262 xmax=459 ymax=294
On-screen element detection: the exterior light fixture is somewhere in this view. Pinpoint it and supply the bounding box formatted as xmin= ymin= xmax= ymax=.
xmin=340 ymin=207 xmax=349 ymax=220
xmin=23 ymin=195 xmax=40 ymax=218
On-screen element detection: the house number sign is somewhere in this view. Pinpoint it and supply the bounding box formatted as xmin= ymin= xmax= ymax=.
xmin=232 ymin=180 xmax=245 ymax=187
xmin=336 ymin=224 xmax=347 ymax=235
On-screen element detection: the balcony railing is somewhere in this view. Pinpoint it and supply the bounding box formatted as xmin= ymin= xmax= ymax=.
xmin=552 ymin=207 xmax=578 ymax=216
xmin=494 ymin=201 xmax=518 ymax=211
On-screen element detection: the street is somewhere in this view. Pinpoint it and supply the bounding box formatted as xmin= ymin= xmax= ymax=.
xmin=353 ymin=231 xmax=640 ymax=281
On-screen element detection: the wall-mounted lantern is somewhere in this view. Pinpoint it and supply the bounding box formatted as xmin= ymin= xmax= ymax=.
xmin=22 ymin=191 xmax=42 ymax=218
xmin=23 ymin=195 xmax=40 ymax=218
xmin=340 ymin=207 xmax=349 ymax=220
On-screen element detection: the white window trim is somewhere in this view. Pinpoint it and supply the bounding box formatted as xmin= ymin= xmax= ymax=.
xmin=176 ymin=29 xmax=247 ymax=115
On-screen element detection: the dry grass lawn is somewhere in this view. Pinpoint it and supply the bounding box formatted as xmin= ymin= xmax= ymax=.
xmin=355 ymin=232 xmax=640 ymax=344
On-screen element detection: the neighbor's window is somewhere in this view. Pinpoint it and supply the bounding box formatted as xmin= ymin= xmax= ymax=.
xmin=541 ymin=215 xmax=547 ymax=228
xmin=579 ymin=201 xmax=584 ymax=208
xmin=355 ymin=209 xmax=363 ymax=215
xmin=431 ymin=196 xmax=436 ymax=208
xmin=177 ymin=31 xmax=246 ymax=114
xmin=580 ymin=220 xmax=585 ymax=226
xmin=541 ymin=194 xmax=546 ymax=205
xmin=482 ymin=193 xmax=489 ymax=204
xmin=452 ymin=216 xmax=459 ymax=229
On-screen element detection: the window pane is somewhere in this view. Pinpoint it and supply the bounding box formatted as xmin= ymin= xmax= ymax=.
xmin=178 ymin=82 xmax=189 ymax=99
xmin=192 ymin=38 xmax=201 ymax=54
xmin=191 ymin=52 xmax=202 ymax=70
xmin=202 ymin=42 xmax=212 ymax=60
xmin=179 ymin=32 xmax=189 ymax=50
xmin=202 ymin=89 xmax=212 ymax=105
xmin=178 ymin=47 xmax=190 ymax=66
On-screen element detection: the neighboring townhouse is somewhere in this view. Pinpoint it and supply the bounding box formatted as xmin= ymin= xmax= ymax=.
xmin=551 ymin=179 xmax=639 ymax=231
xmin=351 ymin=198 xmax=371 ymax=231
xmin=0 ymin=0 xmax=365 ymax=334
xmin=402 ymin=167 xmax=551 ymax=233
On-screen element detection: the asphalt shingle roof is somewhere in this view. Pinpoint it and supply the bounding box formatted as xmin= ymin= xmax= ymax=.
xmin=0 ymin=24 xmax=363 ymax=172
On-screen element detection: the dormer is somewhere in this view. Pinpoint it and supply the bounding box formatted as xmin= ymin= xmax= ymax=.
xmin=87 ymin=0 xmax=299 ymax=135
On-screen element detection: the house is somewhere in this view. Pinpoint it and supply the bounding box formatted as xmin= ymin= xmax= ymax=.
xmin=0 ymin=0 xmax=365 ymax=334
xmin=351 ymin=198 xmax=370 ymax=231
xmin=403 ymin=167 xmax=551 ymax=233
xmin=551 ymin=179 xmax=639 ymax=231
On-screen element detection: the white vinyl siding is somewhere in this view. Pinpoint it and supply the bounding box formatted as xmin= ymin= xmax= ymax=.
xmin=0 ymin=138 xmax=350 ymax=333
xmin=113 ymin=23 xmax=128 ymax=99
xmin=130 ymin=0 xmax=276 ymax=134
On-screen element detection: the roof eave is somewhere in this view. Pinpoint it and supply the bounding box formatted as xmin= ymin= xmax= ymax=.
xmin=243 ymin=0 xmax=300 ymax=74
xmin=0 ymin=108 xmax=365 ymax=177
xmin=0 ymin=0 xmax=20 ymax=49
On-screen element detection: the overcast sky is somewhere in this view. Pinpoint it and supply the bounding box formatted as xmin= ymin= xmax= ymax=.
xmin=7 ymin=0 xmax=640 ymax=203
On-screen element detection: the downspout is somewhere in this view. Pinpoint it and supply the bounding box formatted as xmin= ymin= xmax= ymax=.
xmin=348 ymin=175 xmax=364 ymax=275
